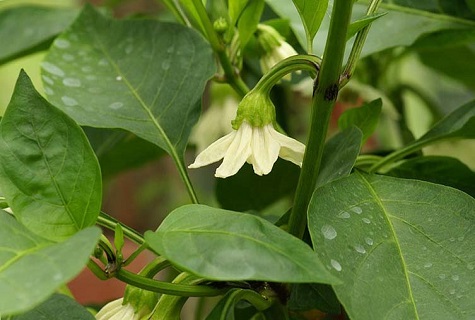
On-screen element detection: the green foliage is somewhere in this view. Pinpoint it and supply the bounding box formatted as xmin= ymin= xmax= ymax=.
xmin=291 ymin=0 xmax=328 ymax=49
xmin=145 ymin=204 xmax=341 ymax=283
xmin=308 ymin=172 xmax=475 ymax=319
xmin=338 ymin=99 xmax=382 ymax=144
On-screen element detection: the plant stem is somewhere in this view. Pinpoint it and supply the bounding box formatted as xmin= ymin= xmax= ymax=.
xmin=369 ymin=139 xmax=428 ymax=172
xmin=341 ymin=0 xmax=383 ymax=86
xmin=288 ymin=0 xmax=354 ymax=239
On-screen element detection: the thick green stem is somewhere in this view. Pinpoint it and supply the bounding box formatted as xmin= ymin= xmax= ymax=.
xmin=288 ymin=0 xmax=354 ymax=239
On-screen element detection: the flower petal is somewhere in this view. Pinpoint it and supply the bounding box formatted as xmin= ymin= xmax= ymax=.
xmin=250 ymin=125 xmax=280 ymax=175
xmin=188 ymin=131 xmax=236 ymax=169
xmin=269 ymin=129 xmax=305 ymax=166
xmin=215 ymin=122 xmax=253 ymax=178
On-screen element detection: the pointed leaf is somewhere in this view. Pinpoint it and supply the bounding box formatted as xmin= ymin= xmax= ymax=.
xmin=0 ymin=71 xmax=102 ymax=241
xmin=145 ymin=204 xmax=341 ymax=284
xmin=11 ymin=294 xmax=94 ymax=320
xmin=0 ymin=211 xmax=100 ymax=316
xmin=338 ymin=99 xmax=382 ymax=144
xmin=291 ymin=0 xmax=328 ymax=48
xmin=308 ymin=172 xmax=475 ymax=319
xmin=42 ymin=5 xmax=215 ymax=158
xmin=237 ymin=0 xmax=264 ymax=49
xmin=346 ymin=12 xmax=387 ymax=40
xmin=0 ymin=5 xmax=77 ymax=64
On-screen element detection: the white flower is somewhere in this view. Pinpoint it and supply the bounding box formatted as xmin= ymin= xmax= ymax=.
xmin=260 ymin=41 xmax=298 ymax=80
xmin=95 ymin=298 xmax=141 ymax=320
xmin=189 ymin=121 xmax=305 ymax=178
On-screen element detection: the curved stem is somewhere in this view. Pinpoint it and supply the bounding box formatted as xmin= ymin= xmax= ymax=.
xmin=288 ymin=0 xmax=354 ymax=239
xmin=355 ymin=154 xmax=384 ymax=167
xmin=97 ymin=211 xmax=145 ymax=245
xmin=369 ymin=139 xmax=428 ymax=172
xmin=115 ymin=269 xmax=226 ymax=297
xmin=341 ymin=0 xmax=383 ymax=87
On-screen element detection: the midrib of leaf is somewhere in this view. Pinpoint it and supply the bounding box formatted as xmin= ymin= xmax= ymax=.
xmin=164 ymin=229 xmax=318 ymax=276
xmin=0 ymin=243 xmax=50 ymax=273
xmin=358 ymin=1 xmax=475 ymax=27
xmin=357 ymin=172 xmax=420 ymax=319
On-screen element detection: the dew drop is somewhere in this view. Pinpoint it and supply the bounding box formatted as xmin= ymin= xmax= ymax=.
xmin=354 ymin=244 xmax=366 ymax=254
xmin=63 ymin=78 xmax=82 ymax=87
xmin=439 ymin=274 xmax=446 ymax=280
xmin=449 ymin=237 xmax=456 ymax=242
xmin=125 ymin=44 xmax=134 ymax=54
xmin=449 ymin=288 xmax=456 ymax=295
xmin=365 ymin=237 xmax=373 ymax=246
xmin=54 ymin=38 xmax=70 ymax=49
xmin=44 ymin=87 xmax=54 ymax=95
xmin=41 ymin=62 xmax=65 ymax=77
xmin=458 ymin=236 xmax=465 ymax=241
xmin=351 ymin=206 xmax=362 ymax=214
xmin=61 ymin=96 xmax=78 ymax=106
xmin=337 ymin=211 xmax=350 ymax=219
xmin=53 ymin=273 xmax=62 ymax=281
xmin=86 ymin=75 xmax=97 ymax=81
xmin=362 ymin=218 xmax=371 ymax=224
xmin=42 ymin=75 xmax=54 ymax=85
xmin=321 ymin=225 xmax=337 ymax=240
xmin=98 ymin=58 xmax=109 ymax=66
xmin=452 ymin=275 xmax=459 ymax=281
xmin=167 ymin=46 xmax=175 ymax=53
xmin=331 ymin=259 xmax=342 ymax=271
xmin=424 ymin=262 xmax=433 ymax=268
xmin=62 ymin=53 xmax=75 ymax=61
xmin=468 ymin=264 xmax=474 ymax=270
xmin=116 ymin=76 xmax=123 ymax=81
xmin=162 ymin=60 xmax=171 ymax=70
xmin=81 ymin=66 xmax=93 ymax=73
xmin=109 ymin=102 xmax=124 ymax=110
xmin=421 ymin=246 xmax=427 ymax=251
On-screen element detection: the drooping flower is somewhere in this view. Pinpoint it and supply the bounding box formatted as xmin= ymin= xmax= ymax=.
xmin=257 ymin=24 xmax=298 ymax=80
xmin=188 ymin=90 xmax=305 ymax=178
xmin=95 ymin=298 xmax=141 ymax=320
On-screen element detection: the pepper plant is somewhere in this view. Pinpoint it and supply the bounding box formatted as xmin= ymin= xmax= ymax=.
xmin=0 ymin=0 xmax=474 ymax=319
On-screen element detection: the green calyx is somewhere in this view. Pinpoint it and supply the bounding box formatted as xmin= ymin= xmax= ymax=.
xmin=231 ymin=90 xmax=276 ymax=129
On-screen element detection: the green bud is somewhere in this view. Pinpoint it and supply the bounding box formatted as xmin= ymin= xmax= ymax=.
xmin=213 ymin=17 xmax=229 ymax=34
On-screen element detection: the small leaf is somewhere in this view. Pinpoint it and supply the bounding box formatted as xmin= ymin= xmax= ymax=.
xmin=0 ymin=71 xmax=102 ymax=241
xmin=316 ymin=126 xmax=363 ymax=188
xmin=237 ymin=0 xmax=265 ymax=49
xmin=291 ymin=0 xmax=328 ymax=49
xmin=0 ymin=211 xmax=100 ymax=316
xmin=11 ymin=293 xmax=94 ymax=320
xmin=42 ymin=5 xmax=215 ymax=159
xmin=338 ymin=99 xmax=382 ymax=144
xmin=308 ymin=172 xmax=475 ymax=319
xmin=145 ymin=204 xmax=341 ymax=284
xmin=229 ymin=0 xmax=250 ymax=24
xmin=0 ymin=5 xmax=77 ymax=64
xmin=346 ymin=12 xmax=388 ymax=40
xmin=387 ymin=156 xmax=475 ymax=197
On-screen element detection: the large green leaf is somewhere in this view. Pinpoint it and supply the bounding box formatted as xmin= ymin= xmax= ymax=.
xmin=0 ymin=5 xmax=77 ymax=65
xmin=266 ymin=0 xmax=475 ymax=57
xmin=290 ymin=0 xmax=328 ymax=49
xmin=145 ymin=204 xmax=341 ymax=284
xmin=0 ymin=71 xmax=102 ymax=241
xmin=10 ymin=293 xmax=94 ymax=320
xmin=42 ymin=5 xmax=215 ymax=159
xmin=308 ymin=172 xmax=475 ymax=319
xmin=0 ymin=211 xmax=100 ymax=316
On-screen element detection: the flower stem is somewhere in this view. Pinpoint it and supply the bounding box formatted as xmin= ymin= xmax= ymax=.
xmin=288 ymin=0 xmax=354 ymax=239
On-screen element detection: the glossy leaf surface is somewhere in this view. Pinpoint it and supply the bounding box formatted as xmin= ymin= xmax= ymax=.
xmin=308 ymin=172 xmax=475 ymax=319
xmin=0 ymin=211 xmax=100 ymax=316
xmin=145 ymin=204 xmax=341 ymax=283
xmin=42 ymin=5 xmax=215 ymax=158
xmin=0 ymin=71 xmax=101 ymax=241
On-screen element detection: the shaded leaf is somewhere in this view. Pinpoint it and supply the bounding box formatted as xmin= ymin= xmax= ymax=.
xmin=0 ymin=5 xmax=77 ymax=65
xmin=387 ymin=156 xmax=475 ymax=197
xmin=42 ymin=5 xmax=215 ymax=159
xmin=288 ymin=283 xmax=340 ymax=314
xmin=237 ymin=0 xmax=265 ymax=49
xmin=291 ymin=0 xmax=328 ymax=48
xmin=11 ymin=293 xmax=94 ymax=320
xmin=216 ymin=160 xmax=299 ymax=212
xmin=145 ymin=204 xmax=341 ymax=284
xmin=308 ymin=172 xmax=475 ymax=319
xmin=0 ymin=71 xmax=101 ymax=241
xmin=0 ymin=211 xmax=100 ymax=316
xmin=337 ymin=99 xmax=382 ymax=144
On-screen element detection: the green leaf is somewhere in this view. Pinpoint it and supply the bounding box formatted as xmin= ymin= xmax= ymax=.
xmin=0 ymin=71 xmax=102 ymax=241
xmin=42 ymin=5 xmax=215 ymax=160
xmin=0 ymin=5 xmax=77 ymax=65
xmin=216 ymin=160 xmax=300 ymax=212
xmin=229 ymin=0 xmax=250 ymax=24
xmin=316 ymin=126 xmax=363 ymax=188
xmin=346 ymin=12 xmax=387 ymax=40
xmin=291 ymin=0 xmax=328 ymax=50
xmin=0 ymin=211 xmax=100 ymax=316
xmin=387 ymin=156 xmax=475 ymax=197
xmin=308 ymin=172 xmax=475 ymax=319
xmin=337 ymin=99 xmax=382 ymax=144
xmin=145 ymin=204 xmax=341 ymax=284
xmin=10 ymin=293 xmax=94 ymax=320
xmin=237 ymin=0 xmax=264 ymax=49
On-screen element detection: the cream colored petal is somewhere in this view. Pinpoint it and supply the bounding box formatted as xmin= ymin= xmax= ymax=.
xmin=270 ymin=129 xmax=305 ymax=166
xmin=96 ymin=298 xmax=124 ymax=320
xmin=250 ymin=125 xmax=280 ymax=175
xmin=215 ymin=122 xmax=253 ymax=178
xmin=188 ymin=131 xmax=236 ymax=169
